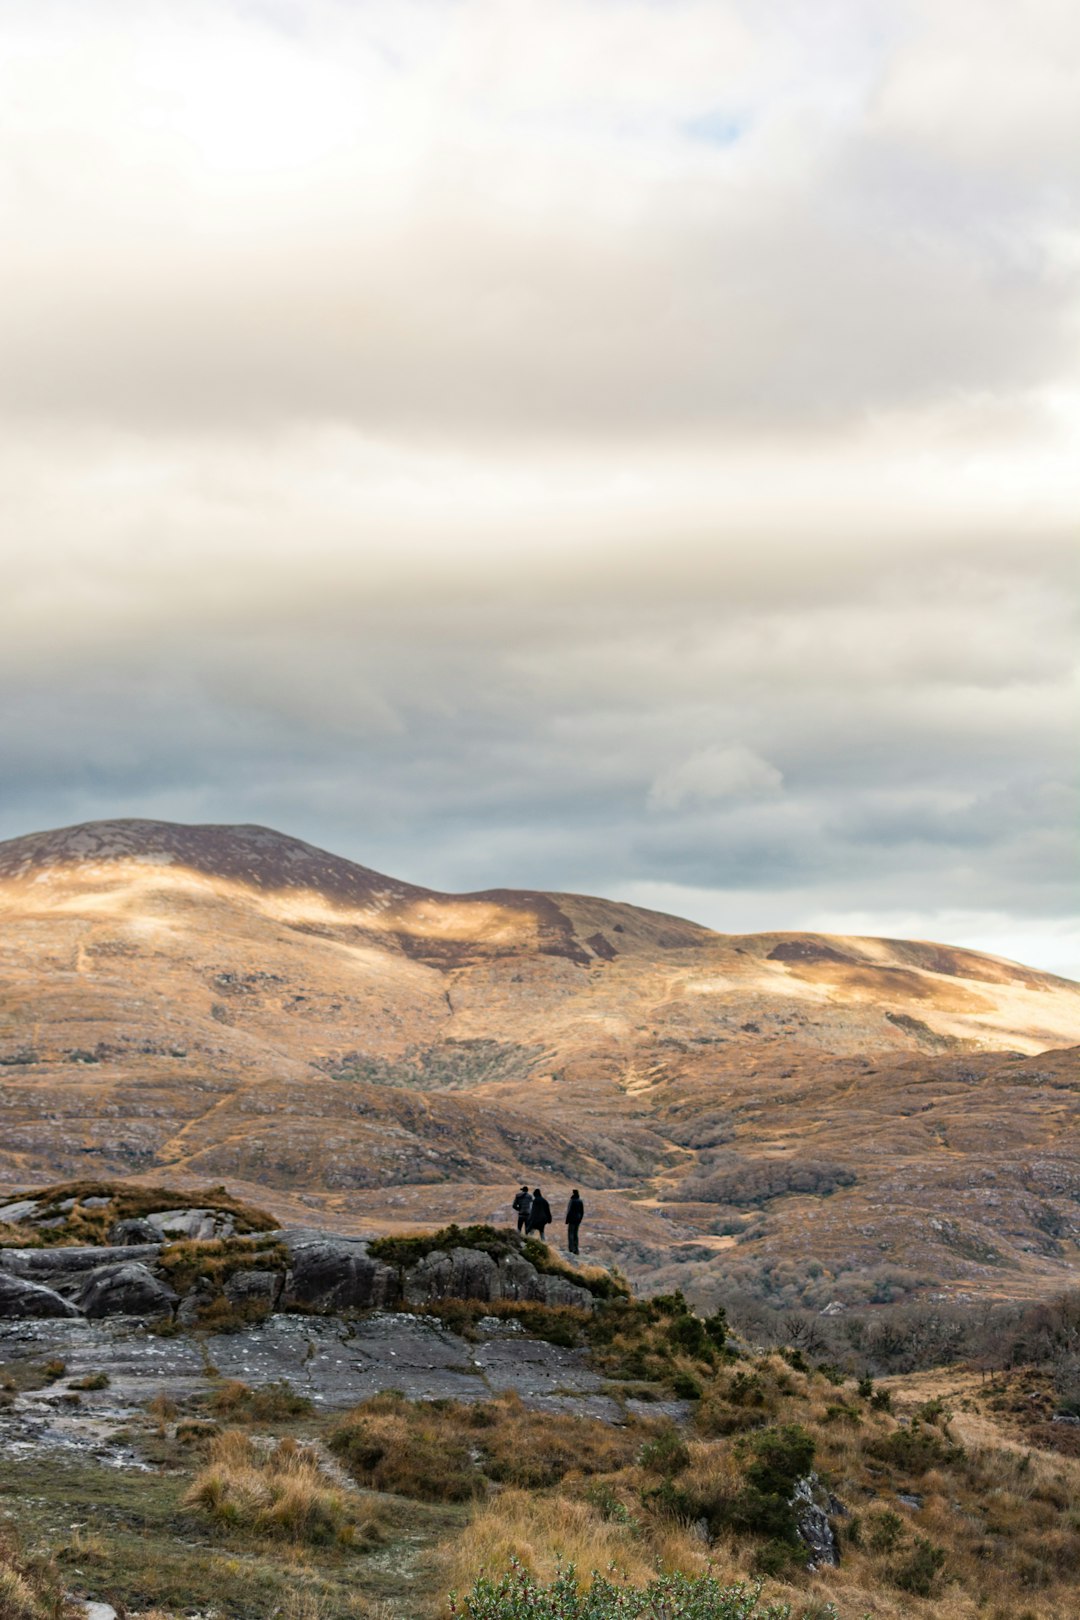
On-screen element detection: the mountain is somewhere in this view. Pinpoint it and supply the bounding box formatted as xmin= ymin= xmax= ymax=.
xmin=2 ymin=817 xmax=1079 ymax=1307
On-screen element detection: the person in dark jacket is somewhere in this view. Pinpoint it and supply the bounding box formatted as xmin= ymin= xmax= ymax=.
xmin=512 ymin=1185 xmax=532 ymax=1234
xmin=565 ymin=1189 xmax=584 ymax=1254
xmin=528 ymin=1188 xmax=552 ymax=1238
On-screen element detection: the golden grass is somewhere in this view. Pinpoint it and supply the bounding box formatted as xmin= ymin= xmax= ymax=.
xmin=184 ymin=1429 xmax=381 ymax=1548
xmin=430 ymin=1355 xmax=1080 ymax=1620
xmin=0 ymin=1531 xmax=73 ymax=1620
xmin=443 ymin=1489 xmax=659 ymax=1593
xmin=329 ymin=1391 xmax=644 ymax=1503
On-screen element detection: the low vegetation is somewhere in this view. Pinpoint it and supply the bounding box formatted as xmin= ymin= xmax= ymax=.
xmin=329 ymin=1391 xmax=641 ymax=1502
xmin=206 ymin=1378 xmax=314 ymax=1421
xmin=0 ymin=1527 xmax=73 ymax=1620
xmin=448 ymin=1564 xmax=805 ymax=1620
xmin=184 ymin=1429 xmax=378 ymax=1548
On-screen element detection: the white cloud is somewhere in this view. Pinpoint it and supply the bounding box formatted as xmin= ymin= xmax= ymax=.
xmin=0 ymin=0 xmax=1076 ymax=978
xmin=649 ymin=745 xmax=784 ymax=810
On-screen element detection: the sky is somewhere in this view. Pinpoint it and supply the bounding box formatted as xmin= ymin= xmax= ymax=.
xmin=1 ymin=0 xmax=1078 ymax=974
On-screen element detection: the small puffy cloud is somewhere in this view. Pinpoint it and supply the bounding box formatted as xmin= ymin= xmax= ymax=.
xmin=648 ymin=744 xmax=784 ymax=811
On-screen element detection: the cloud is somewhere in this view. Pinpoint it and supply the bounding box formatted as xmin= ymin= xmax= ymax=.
xmin=0 ymin=1 xmax=1076 ymax=976
xmin=649 ymin=744 xmax=783 ymax=810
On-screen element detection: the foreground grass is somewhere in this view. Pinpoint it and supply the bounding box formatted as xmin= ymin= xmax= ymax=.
xmin=0 ymin=1450 xmax=464 ymax=1619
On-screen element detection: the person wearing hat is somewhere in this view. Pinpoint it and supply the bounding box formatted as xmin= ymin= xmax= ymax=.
xmin=512 ymin=1184 xmax=533 ymax=1234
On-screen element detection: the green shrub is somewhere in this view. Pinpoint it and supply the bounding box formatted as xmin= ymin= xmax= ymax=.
xmin=447 ymin=1562 xmax=796 ymax=1619
xmin=638 ymin=1427 xmax=691 ymax=1476
xmin=889 ymin=1536 xmax=946 ymax=1595
xmin=867 ymin=1424 xmax=959 ymax=1475
xmin=867 ymin=1509 xmax=904 ymax=1553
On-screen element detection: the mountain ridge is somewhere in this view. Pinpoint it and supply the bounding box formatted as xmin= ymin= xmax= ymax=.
xmin=2 ymin=817 xmax=1080 ymax=1309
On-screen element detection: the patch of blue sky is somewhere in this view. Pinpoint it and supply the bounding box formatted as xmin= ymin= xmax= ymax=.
xmin=682 ymin=109 xmax=746 ymax=147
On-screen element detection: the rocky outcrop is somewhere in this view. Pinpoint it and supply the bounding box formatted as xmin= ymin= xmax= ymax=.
xmin=402 ymin=1246 xmax=594 ymax=1311
xmin=76 ymin=1262 xmax=178 ymax=1320
xmin=791 ymin=1474 xmax=840 ymax=1568
xmin=0 ymin=1273 xmax=84 ymax=1318
xmin=108 ymin=1207 xmax=236 ymax=1245
xmin=0 ymin=1224 xmax=602 ymax=1323
xmin=278 ymin=1230 xmax=398 ymax=1312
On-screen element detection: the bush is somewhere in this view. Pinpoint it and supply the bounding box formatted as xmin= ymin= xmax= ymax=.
xmin=638 ymin=1428 xmax=691 ymax=1476
xmin=867 ymin=1424 xmax=959 ymax=1475
xmin=889 ymin=1536 xmax=946 ymax=1596
xmin=70 ymin=1372 xmax=109 ymax=1391
xmin=448 ymin=1563 xmax=796 ymax=1619
xmin=207 ymin=1379 xmax=313 ymax=1421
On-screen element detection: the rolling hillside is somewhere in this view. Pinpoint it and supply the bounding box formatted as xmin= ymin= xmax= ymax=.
xmin=2 ymin=818 xmax=1079 ymax=1306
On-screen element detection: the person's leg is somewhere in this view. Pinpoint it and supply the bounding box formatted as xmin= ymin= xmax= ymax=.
xmin=568 ymin=1223 xmax=579 ymax=1254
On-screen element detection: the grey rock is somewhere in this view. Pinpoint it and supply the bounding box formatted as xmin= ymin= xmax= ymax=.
xmin=0 ymin=1200 xmax=40 ymax=1224
xmin=224 ymin=1268 xmax=284 ymax=1309
xmin=0 ymin=1245 xmax=162 ymax=1293
xmin=897 ymin=1492 xmax=923 ymax=1508
xmin=77 ymin=1263 xmax=178 ymax=1320
xmin=791 ymin=1473 xmax=840 ymax=1568
xmin=279 ymin=1229 xmax=398 ymax=1312
xmin=83 ymin=1603 xmax=118 ymax=1620
xmin=81 ymin=1196 xmax=113 ymax=1210
xmin=0 ymin=1273 xmax=84 ymax=1319
xmin=402 ymin=1247 xmax=594 ymax=1311
xmin=145 ymin=1208 xmax=236 ymax=1241
xmin=404 ymin=1247 xmax=498 ymax=1306
xmin=109 ymin=1218 xmax=162 ymax=1246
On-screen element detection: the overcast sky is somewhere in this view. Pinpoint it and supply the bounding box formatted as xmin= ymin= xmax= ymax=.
xmin=1 ymin=0 xmax=1077 ymax=974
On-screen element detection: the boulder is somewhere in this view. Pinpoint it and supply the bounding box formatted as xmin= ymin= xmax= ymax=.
xmin=498 ymin=1251 xmax=594 ymax=1309
xmin=279 ymin=1230 xmax=398 ymax=1313
xmin=404 ymin=1247 xmax=499 ymax=1307
xmin=0 ymin=1199 xmax=40 ymax=1224
xmin=77 ymin=1261 xmax=179 ymax=1319
xmin=0 ymin=1272 xmax=84 ymax=1318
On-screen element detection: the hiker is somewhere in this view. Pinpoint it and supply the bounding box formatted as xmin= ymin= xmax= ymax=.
xmin=528 ymin=1187 xmax=552 ymax=1239
xmin=565 ymin=1188 xmax=584 ymax=1254
xmin=512 ymin=1184 xmax=532 ymax=1234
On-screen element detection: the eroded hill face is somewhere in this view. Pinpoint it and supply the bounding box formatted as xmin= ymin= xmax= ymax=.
xmin=2 ymin=817 xmax=1079 ymax=1307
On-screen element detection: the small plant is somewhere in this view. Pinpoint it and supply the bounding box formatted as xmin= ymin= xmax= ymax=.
xmin=856 ymin=1374 xmax=873 ymax=1399
xmin=207 ymin=1379 xmax=313 ymax=1421
xmin=869 ymin=1388 xmax=892 ymax=1412
xmin=71 ymin=1371 xmax=110 ymax=1391
xmin=41 ymin=1359 xmax=66 ymax=1383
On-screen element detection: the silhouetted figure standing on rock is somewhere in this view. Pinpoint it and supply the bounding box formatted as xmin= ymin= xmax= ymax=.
xmin=512 ymin=1184 xmax=532 ymax=1234
xmin=565 ymin=1189 xmax=584 ymax=1254
xmin=527 ymin=1187 xmax=552 ymax=1239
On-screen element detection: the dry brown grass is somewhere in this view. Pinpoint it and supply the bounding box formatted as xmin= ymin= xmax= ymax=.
xmin=329 ymin=1391 xmax=645 ymax=1503
xmin=184 ymin=1429 xmax=381 ymax=1548
xmin=430 ymin=1353 xmax=1080 ymax=1620
xmin=0 ymin=1529 xmax=73 ymax=1620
